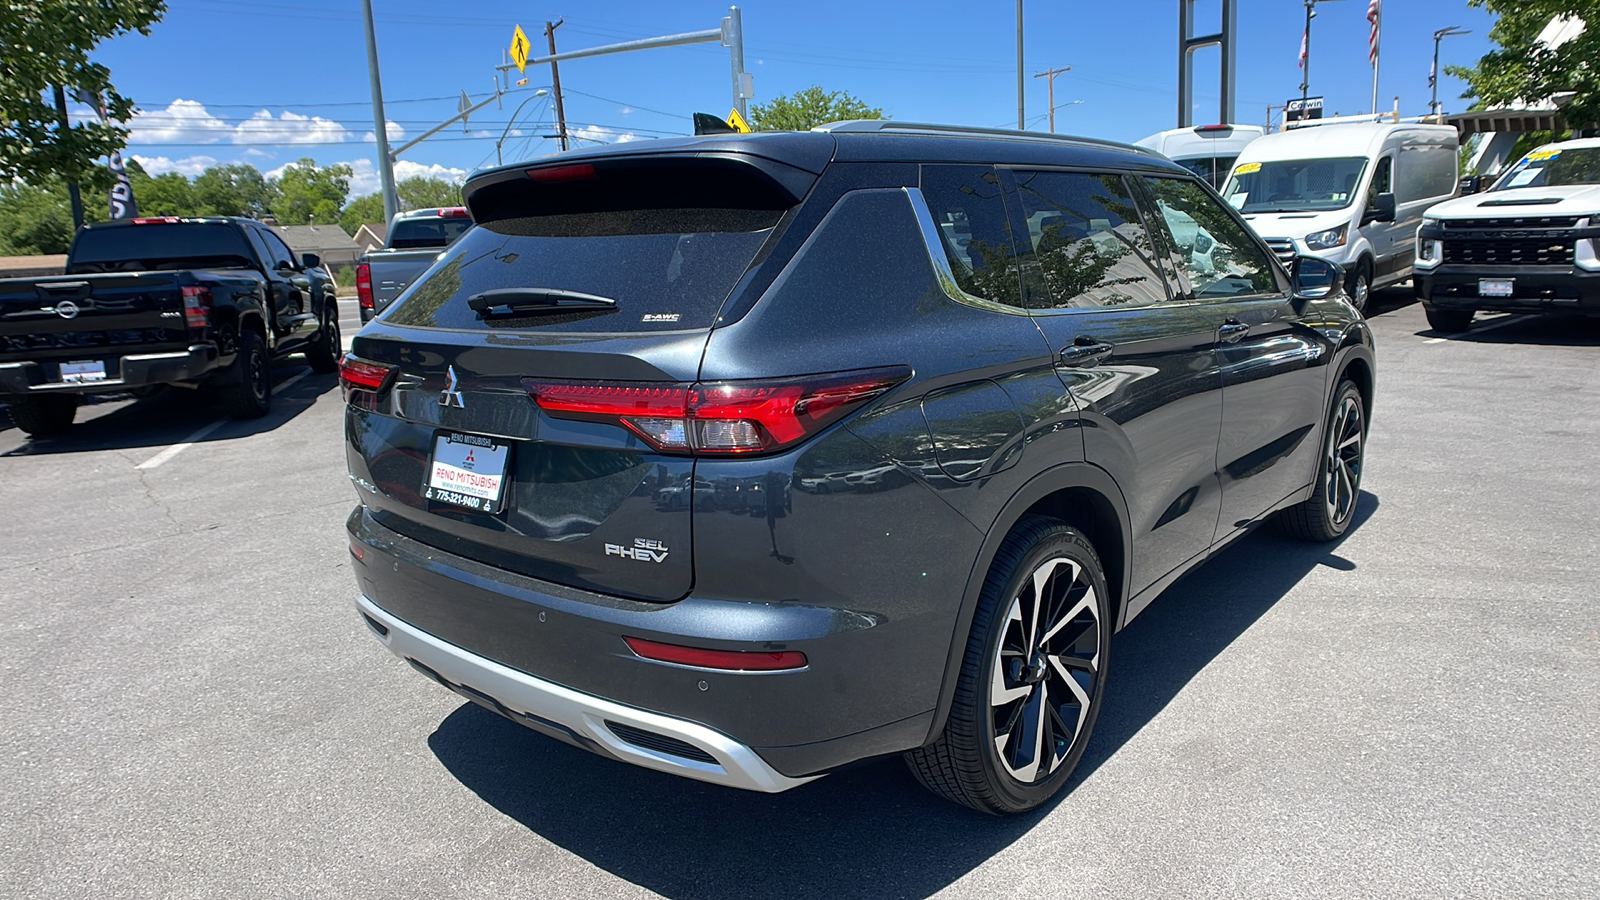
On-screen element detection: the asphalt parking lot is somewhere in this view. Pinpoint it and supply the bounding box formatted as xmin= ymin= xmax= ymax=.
xmin=2 ymin=287 xmax=1596 ymax=898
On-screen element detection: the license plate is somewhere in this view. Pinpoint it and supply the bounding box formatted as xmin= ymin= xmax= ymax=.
xmin=425 ymin=433 xmax=510 ymax=513
xmin=1479 ymin=278 xmax=1514 ymax=298
xmin=60 ymin=360 xmax=106 ymax=383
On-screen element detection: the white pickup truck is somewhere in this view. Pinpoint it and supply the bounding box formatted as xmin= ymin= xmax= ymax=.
xmin=356 ymin=207 xmax=473 ymax=323
xmin=1413 ymin=137 xmax=1600 ymax=332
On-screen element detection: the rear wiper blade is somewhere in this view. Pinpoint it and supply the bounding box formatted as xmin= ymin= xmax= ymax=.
xmin=467 ymin=288 xmax=617 ymax=315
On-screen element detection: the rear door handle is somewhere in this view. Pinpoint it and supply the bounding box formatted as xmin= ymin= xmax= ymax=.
xmin=1217 ymin=321 xmax=1251 ymax=344
xmin=1058 ymin=341 xmax=1115 ymax=368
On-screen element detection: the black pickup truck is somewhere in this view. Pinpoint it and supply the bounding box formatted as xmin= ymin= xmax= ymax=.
xmin=0 ymin=216 xmax=341 ymax=436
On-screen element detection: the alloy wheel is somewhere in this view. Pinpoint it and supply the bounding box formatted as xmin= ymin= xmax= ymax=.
xmin=988 ymin=556 xmax=1102 ymax=784
xmin=1323 ymin=393 xmax=1364 ymax=527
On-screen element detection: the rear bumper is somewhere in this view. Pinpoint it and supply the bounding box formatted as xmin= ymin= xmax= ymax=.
xmin=0 ymin=343 xmax=222 ymax=395
xmin=356 ymin=594 xmax=817 ymax=793
xmin=1414 ymin=265 xmax=1600 ymax=313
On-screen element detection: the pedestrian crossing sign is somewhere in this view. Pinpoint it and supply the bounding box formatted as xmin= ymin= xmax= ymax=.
xmin=511 ymin=25 xmax=531 ymax=73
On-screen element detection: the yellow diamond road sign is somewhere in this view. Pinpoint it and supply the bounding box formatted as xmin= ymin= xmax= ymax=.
xmin=726 ymin=107 xmax=751 ymax=133
xmin=510 ymin=25 xmax=531 ymax=73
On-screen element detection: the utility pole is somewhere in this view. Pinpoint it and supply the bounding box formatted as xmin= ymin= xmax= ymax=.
xmin=1431 ymin=26 xmax=1471 ymax=119
xmin=546 ymin=20 xmax=569 ymax=151
xmin=1016 ymin=0 xmax=1025 ymax=129
xmin=50 ymin=84 xmax=84 ymax=229
xmin=1300 ymin=0 xmax=1344 ymax=106
xmin=361 ymin=0 xmax=399 ymax=224
xmin=1033 ymin=66 xmax=1071 ymax=133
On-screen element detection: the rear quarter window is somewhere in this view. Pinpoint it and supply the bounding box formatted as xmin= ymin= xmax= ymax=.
xmin=388 ymin=218 xmax=473 ymax=249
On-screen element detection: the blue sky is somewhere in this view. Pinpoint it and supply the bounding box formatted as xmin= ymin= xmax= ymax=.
xmin=86 ymin=0 xmax=1499 ymax=198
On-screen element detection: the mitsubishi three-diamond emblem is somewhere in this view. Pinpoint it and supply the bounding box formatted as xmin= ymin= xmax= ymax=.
xmin=440 ymin=365 xmax=466 ymax=408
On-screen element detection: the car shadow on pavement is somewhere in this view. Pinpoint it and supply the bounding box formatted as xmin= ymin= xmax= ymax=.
xmin=0 ymin=362 xmax=337 ymax=456
xmin=427 ymin=492 xmax=1378 ymax=900
xmin=1420 ymin=313 xmax=1600 ymax=346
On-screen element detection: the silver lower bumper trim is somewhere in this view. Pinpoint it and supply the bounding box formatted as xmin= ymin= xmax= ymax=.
xmin=356 ymin=595 xmax=818 ymax=794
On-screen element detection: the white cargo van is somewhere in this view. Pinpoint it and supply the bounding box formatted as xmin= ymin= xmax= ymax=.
xmin=1220 ymin=122 xmax=1459 ymax=311
xmin=1134 ymin=123 xmax=1266 ymax=188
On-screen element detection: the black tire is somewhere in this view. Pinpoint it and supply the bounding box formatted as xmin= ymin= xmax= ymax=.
xmin=220 ymin=329 xmax=272 ymax=419
xmin=305 ymin=307 xmax=341 ymax=374
xmin=1279 ymin=379 xmax=1365 ymax=541
xmin=7 ymin=395 xmax=79 ymax=437
xmin=1348 ymin=260 xmax=1372 ymax=314
xmin=1424 ymin=305 xmax=1473 ymax=334
xmin=906 ymin=516 xmax=1112 ymax=815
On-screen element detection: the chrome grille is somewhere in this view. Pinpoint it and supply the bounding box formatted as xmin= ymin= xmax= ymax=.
xmin=1263 ymin=238 xmax=1296 ymax=266
xmin=1443 ymin=239 xmax=1574 ymax=266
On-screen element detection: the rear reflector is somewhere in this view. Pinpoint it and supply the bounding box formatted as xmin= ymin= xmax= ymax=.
xmin=339 ymin=355 xmax=395 ymax=394
xmin=525 ymin=366 xmax=910 ymax=456
xmin=526 ymin=163 xmax=597 ymax=183
xmin=623 ymin=637 xmax=807 ymax=671
xmin=355 ymin=262 xmax=374 ymax=311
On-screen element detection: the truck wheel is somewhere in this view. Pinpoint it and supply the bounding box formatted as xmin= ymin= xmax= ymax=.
xmin=7 ymin=395 xmax=79 ymax=437
xmin=1348 ymin=260 xmax=1372 ymax=314
xmin=1279 ymin=379 xmax=1365 ymax=541
xmin=220 ymin=329 xmax=272 ymax=419
xmin=305 ymin=309 xmax=341 ymax=374
xmin=905 ymin=516 xmax=1111 ymax=814
xmin=1424 ymin=305 xmax=1473 ymax=333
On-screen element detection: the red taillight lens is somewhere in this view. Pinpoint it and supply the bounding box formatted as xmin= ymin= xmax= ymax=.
xmin=437 ymin=207 xmax=470 ymax=218
xmin=181 ymin=285 xmax=212 ymax=329
xmin=339 ymin=355 xmax=395 ymax=395
xmin=355 ymin=262 xmax=374 ymax=311
xmin=133 ymin=216 xmax=180 ymax=224
xmin=623 ymin=637 xmax=807 ymax=672
xmin=526 ymin=163 xmax=597 ymax=183
xmin=524 ymin=367 xmax=909 ymax=456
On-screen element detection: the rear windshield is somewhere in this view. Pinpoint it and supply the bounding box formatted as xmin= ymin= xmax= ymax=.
xmin=68 ymin=222 xmax=254 ymax=273
xmin=388 ymin=217 xmax=473 ymax=249
xmin=383 ymin=207 xmax=782 ymax=332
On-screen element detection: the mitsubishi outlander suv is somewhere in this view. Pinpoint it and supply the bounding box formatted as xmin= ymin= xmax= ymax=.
xmin=343 ymin=121 xmax=1376 ymax=814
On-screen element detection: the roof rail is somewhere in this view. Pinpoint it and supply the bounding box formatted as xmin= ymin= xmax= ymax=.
xmin=812 ymin=119 xmax=1163 ymax=157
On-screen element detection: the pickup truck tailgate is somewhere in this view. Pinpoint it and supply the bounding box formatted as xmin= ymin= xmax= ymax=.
xmin=0 ymin=273 xmax=190 ymax=361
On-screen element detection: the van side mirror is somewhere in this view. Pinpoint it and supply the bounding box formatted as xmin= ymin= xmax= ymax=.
xmin=1292 ymin=256 xmax=1344 ymax=301
xmin=300 ymin=253 xmax=321 ymax=269
xmin=1364 ymin=192 xmax=1396 ymax=224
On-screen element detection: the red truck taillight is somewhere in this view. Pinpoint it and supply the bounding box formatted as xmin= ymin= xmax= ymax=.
xmin=181 ymin=285 xmax=212 ymax=329
xmin=356 ymin=262 xmax=374 ymax=312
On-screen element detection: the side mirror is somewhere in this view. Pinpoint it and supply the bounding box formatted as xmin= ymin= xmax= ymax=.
xmin=1365 ymin=191 xmax=1397 ymax=224
xmin=1292 ymin=256 xmax=1344 ymax=301
xmin=300 ymin=253 xmax=321 ymax=269
xmin=275 ymin=258 xmax=296 ymax=271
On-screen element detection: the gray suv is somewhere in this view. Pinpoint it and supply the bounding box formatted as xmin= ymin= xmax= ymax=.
xmin=343 ymin=121 xmax=1375 ymax=813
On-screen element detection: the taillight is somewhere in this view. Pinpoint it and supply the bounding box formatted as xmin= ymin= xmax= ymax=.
xmin=355 ymin=262 xmax=374 ymax=311
xmin=437 ymin=207 xmax=470 ymax=218
xmin=526 ymin=163 xmax=597 ymax=183
xmin=181 ymin=285 xmax=212 ymax=329
xmin=133 ymin=216 xmax=180 ymax=224
xmin=623 ymin=636 xmax=807 ymax=672
xmin=525 ymin=366 xmax=910 ymax=456
xmin=339 ymin=355 xmax=395 ymax=396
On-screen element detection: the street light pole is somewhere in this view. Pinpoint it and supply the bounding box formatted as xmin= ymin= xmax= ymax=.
xmin=1016 ymin=0 xmax=1025 ymax=130
xmin=496 ymin=89 xmax=550 ymax=166
xmin=361 ymin=0 xmax=399 ymax=224
xmin=1299 ymin=0 xmax=1345 ymax=107
xmin=1431 ymin=26 xmax=1471 ymax=119
xmin=1033 ymin=66 xmax=1071 ymax=133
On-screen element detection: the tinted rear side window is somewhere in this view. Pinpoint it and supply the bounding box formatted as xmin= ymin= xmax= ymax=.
xmin=383 ymin=207 xmax=782 ymax=332
xmin=388 ymin=218 xmax=472 ymax=249
xmin=68 ymin=223 xmax=254 ymax=273
xmin=920 ymin=165 xmax=1024 ymax=308
xmin=1011 ymin=170 xmax=1170 ymax=309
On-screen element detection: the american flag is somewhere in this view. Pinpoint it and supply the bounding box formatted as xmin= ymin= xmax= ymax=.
xmin=1367 ymin=0 xmax=1382 ymax=66
xmin=1299 ymin=29 xmax=1308 ymax=68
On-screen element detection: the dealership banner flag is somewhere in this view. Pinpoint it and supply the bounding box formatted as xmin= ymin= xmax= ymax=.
xmin=71 ymin=89 xmax=140 ymax=219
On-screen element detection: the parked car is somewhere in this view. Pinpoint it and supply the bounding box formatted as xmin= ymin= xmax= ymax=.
xmin=1134 ymin=123 xmax=1266 ymax=189
xmin=356 ymin=207 xmax=473 ymax=323
xmin=1414 ymin=137 xmax=1600 ymax=332
xmin=0 ymin=216 xmax=340 ymax=435
xmin=342 ymin=121 xmax=1375 ymax=814
xmin=1220 ymin=121 xmax=1460 ymax=312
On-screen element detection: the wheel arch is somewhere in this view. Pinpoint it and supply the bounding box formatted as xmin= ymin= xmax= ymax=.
xmin=921 ymin=462 xmax=1132 ymax=745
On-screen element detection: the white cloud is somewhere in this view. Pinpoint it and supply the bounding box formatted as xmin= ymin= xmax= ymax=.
xmin=243 ymin=147 xmax=272 ymax=159
xmin=361 ymin=120 xmax=406 ymax=143
xmin=233 ymin=109 xmax=349 ymax=145
xmin=131 ymin=154 xmax=220 ymax=178
xmin=620 ymin=106 xmax=634 ymax=115
xmin=570 ymin=124 xmax=640 ymax=145
xmin=129 ymin=99 xmax=230 ymax=144
xmin=341 ymin=158 xmax=469 ymax=197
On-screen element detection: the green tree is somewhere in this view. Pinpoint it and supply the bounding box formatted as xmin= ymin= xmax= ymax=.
xmin=192 ymin=163 xmax=276 ymax=217
xmin=1448 ymin=1 xmax=1600 ymax=129
xmin=748 ymin=86 xmax=885 ymax=132
xmin=271 ymin=157 xmax=351 ymax=225
xmin=0 ymin=181 xmax=77 ymax=255
xmin=0 ymin=1 xmax=167 ymax=184
xmin=130 ymin=171 xmax=197 ymax=216
xmin=338 ymin=176 xmax=463 ymax=232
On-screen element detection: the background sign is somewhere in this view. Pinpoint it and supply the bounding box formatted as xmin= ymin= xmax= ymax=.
xmin=510 ymin=25 xmax=531 ymax=73
xmin=1286 ymin=96 xmax=1324 ymax=122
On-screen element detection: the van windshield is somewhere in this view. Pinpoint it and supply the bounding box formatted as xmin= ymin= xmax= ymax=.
xmin=1222 ymin=157 xmax=1369 ymax=212
xmin=1492 ymin=147 xmax=1600 ymax=190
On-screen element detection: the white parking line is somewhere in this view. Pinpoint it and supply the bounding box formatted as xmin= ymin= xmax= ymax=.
xmin=1423 ymin=314 xmax=1532 ymax=344
xmin=134 ymin=370 xmax=312 ymax=470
